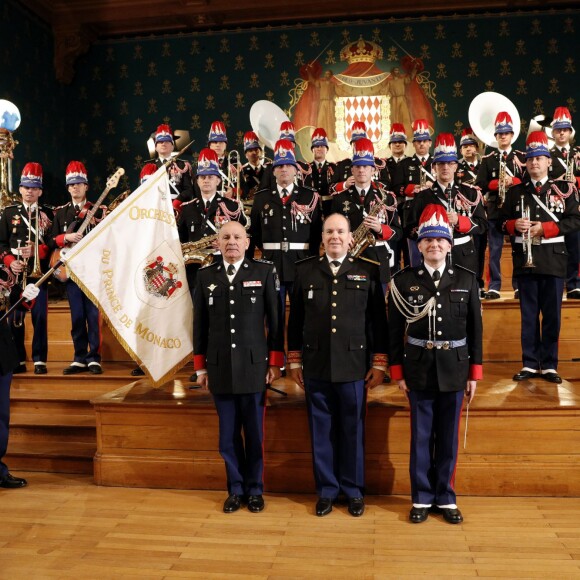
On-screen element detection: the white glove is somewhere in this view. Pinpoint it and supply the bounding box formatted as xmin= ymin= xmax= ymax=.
xmin=22 ymin=284 xmax=40 ymax=301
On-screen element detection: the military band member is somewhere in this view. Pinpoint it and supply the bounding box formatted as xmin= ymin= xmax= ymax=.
xmin=288 ymin=213 xmax=388 ymax=517
xmin=240 ymin=131 xmax=269 ymax=203
xmin=385 ymin=124 xmax=409 ymax=271
xmin=394 ymin=119 xmax=435 ymax=267
xmin=499 ymin=131 xmax=580 ymax=384
xmin=207 ymin=120 xmax=229 ymax=175
xmin=329 ymin=137 xmax=402 ymax=287
xmin=0 ymin=163 xmax=52 ymax=374
xmin=0 ymin=266 xmax=38 ymax=488
xmin=406 ymin=133 xmax=487 ymax=275
xmin=49 ymin=161 xmax=106 ymax=375
xmin=193 ymin=221 xmax=284 ymax=513
xmin=250 ymin=139 xmax=322 ymax=307
xmin=548 ymin=107 xmax=580 ymax=299
xmin=457 ymin=128 xmax=486 ymax=296
xmin=152 ymin=124 xmax=193 ymax=209
xmin=178 ymin=148 xmax=248 ymax=293
xmin=303 ymin=128 xmax=336 ymax=216
xmin=389 ymin=204 xmax=482 ymax=524
xmin=475 ymin=112 xmax=525 ymax=299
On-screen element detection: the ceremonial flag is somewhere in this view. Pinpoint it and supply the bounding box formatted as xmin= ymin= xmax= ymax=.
xmin=63 ymin=166 xmax=193 ymax=386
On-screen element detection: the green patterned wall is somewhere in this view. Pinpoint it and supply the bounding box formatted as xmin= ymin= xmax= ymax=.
xmin=1 ymin=0 xmax=66 ymax=200
xmin=4 ymin=4 xmax=580 ymax=204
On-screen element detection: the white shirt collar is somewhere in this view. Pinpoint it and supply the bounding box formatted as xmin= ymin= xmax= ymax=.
xmin=201 ymin=194 xmax=216 ymax=204
xmin=534 ymin=176 xmax=549 ymax=186
xmin=437 ymin=181 xmax=454 ymax=191
xmin=326 ymin=254 xmax=347 ymax=265
xmin=423 ymin=263 xmax=445 ymax=278
xmin=356 ymin=185 xmax=371 ymax=195
xmin=225 ymin=258 xmax=245 ymax=279
xmin=277 ymin=183 xmax=294 ymax=196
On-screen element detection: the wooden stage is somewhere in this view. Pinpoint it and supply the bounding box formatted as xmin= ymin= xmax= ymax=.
xmin=91 ymin=361 xmax=580 ymax=497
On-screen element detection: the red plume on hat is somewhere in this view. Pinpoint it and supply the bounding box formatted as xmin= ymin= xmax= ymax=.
xmin=412 ymin=119 xmax=432 ymax=141
xmin=352 ymin=137 xmax=375 ymax=166
xmin=525 ymin=131 xmax=550 ymax=159
xmin=20 ymin=162 xmax=43 ymax=188
xmin=273 ymin=139 xmax=298 ymax=167
xmin=494 ymin=111 xmax=514 ymax=134
xmin=417 ymin=204 xmax=453 ymax=242
xmin=460 ymin=127 xmax=478 ymax=147
xmin=197 ymin=148 xmax=221 ymax=176
xmin=243 ymin=131 xmax=261 ymax=151
xmin=433 ymin=133 xmax=458 ymax=163
xmin=311 ymin=128 xmax=329 ymax=148
xmin=65 ymin=161 xmax=88 ymax=185
xmin=208 ymin=121 xmax=228 ymax=143
xmin=350 ymin=121 xmax=368 ymax=143
xmin=279 ymin=121 xmax=296 ymax=143
xmin=389 ymin=123 xmax=408 ymax=143
xmin=155 ymin=124 xmax=174 ymax=144
xmin=551 ymin=106 xmax=573 ymax=130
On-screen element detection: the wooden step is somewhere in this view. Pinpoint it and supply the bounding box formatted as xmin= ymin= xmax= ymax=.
xmin=6 ymin=441 xmax=94 ymax=474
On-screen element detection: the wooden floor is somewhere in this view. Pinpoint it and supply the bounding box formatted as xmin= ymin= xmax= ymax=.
xmin=2 ymin=472 xmax=580 ymax=579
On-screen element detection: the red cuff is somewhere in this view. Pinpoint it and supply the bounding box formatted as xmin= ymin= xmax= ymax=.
xmin=172 ymin=199 xmax=183 ymax=211
xmin=193 ymin=354 xmax=206 ymax=371
xmin=404 ymin=184 xmax=416 ymax=196
xmin=488 ymin=179 xmax=499 ymax=191
xmin=56 ymin=234 xmax=66 ymax=248
xmin=38 ymin=244 xmax=50 ymax=260
xmin=268 ymin=350 xmax=284 ymax=368
xmin=469 ymin=364 xmax=483 ymax=381
xmin=542 ymin=221 xmax=560 ymax=239
xmin=456 ymin=215 xmax=471 ymax=234
xmin=576 ymin=176 xmax=580 ymax=189
xmin=332 ymin=181 xmax=346 ymax=194
xmin=505 ymin=219 xmax=517 ymax=236
xmin=511 ymin=177 xmax=522 ymax=186
xmin=390 ymin=364 xmax=404 ymax=381
xmin=3 ymin=254 xmax=15 ymax=268
xmin=379 ymin=224 xmax=393 ymax=240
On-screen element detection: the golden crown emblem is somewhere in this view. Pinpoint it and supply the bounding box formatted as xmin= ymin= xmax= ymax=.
xmin=340 ymin=36 xmax=383 ymax=65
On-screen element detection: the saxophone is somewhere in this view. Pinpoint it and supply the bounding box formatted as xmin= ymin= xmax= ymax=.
xmin=350 ymin=202 xmax=384 ymax=258
xmin=497 ymin=156 xmax=506 ymax=208
xmin=181 ymin=234 xmax=218 ymax=266
xmin=565 ymin=154 xmax=575 ymax=183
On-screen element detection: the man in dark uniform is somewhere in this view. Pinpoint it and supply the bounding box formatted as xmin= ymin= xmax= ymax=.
xmin=548 ymin=107 xmax=580 ymax=299
xmin=178 ymin=148 xmax=248 ymax=293
xmin=0 ymin=261 xmax=37 ymax=488
xmin=389 ymin=204 xmax=482 ymax=525
xmin=332 ymin=121 xmax=390 ymax=188
xmin=0 ymin=163 xmax=52 ymax=374
xmin=250 ymin=139 xmax=322 ymax=307
xmin=152 ymin=124 xmax=193 ymax=210
xmin=239 ymin=131 xmax=269 ymax=204
xmin=287 ymin=213 xmax=387 ymax=518
xmin=49 ymin=161 xmax=106 ymax=375
xmin=394 ymin=119 xmax=435 ymax=268
xmin=193 ymin=220 xmax=284 ymax=513
xmin=385 ymin=124 xmax=409 ymax=272
xmin=406 ymin=133 xmax=487 ymax=275
xmin=456 ymin=128 xmax=486 ymax=296
xmin=475 ymin=112 xmax=525 ymax=299
xmin=499 ymin=131 xmax=580 ymax=385
xmin=329 ymin=137 xmax=402 ymax=287
xmin=303 ymin=128 xmax=336 ymax=216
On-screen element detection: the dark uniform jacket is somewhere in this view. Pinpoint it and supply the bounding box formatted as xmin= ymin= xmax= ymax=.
xmin=240 ymin=161 xmax=270 ymax=202
xmin=303 ymin=160 xmax=336 ymax=216
xmin=154 ymin=157 xmax=193 ymax=203
xmin=456 ymin=159 xmax=480 ymax=186
xmin=548 ymin=145 xmax=580 ymax=185
xmin=388 ymin=265 xmax=483 ymax=392
xmin=288 ymin=255 xmax=387 ymax=383
xmin=258 ymin=161 xmax=312 ymax=192
xmin=393 ymin=154 xmax=434 ymax=227
xmin=249 ymin=185 xmax=322 ymax=283
xmin=0 ymin=254 xmax=19 ymax=373
xmin=475 ymin=149 xmax=526 ymax=220
xmin=329 ymin=183 xmax=402 ymax=283
xmin=48 ymin=201 xmax=106 ymax=250
xmin=178 ymin=193 xmax=248 ymax=288
xmin=498 ymin=178 xmax=580 ymax=277
xmin=193 ymin=258 xmax=284 ymax=395
xmin=332 ymin=157 xmax=391 ymax=189
xmin=405 ymin=182 xmax=487 ymax=273
xmin=0 ymin=203 xmax=53 ymax=276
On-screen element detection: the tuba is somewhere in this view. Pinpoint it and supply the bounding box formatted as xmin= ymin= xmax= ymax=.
xmin=249 ymin=100 xmax=290 ymax=151
xmin=468 ymin=92 xmax=520 ymax=149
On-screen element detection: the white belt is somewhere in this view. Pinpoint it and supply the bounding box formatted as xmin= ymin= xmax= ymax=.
xmin=373 ymin=240 xmax=389 ymax=247
xmin=453 ymin=235 xmax=471 ymax=246
xmin=514 ymin=235 xmax=565 ymax=244
xmin=263 ymin=242 xmax=310 ymax=251
xmin=405 ymin=196 xmax=413 ymax=201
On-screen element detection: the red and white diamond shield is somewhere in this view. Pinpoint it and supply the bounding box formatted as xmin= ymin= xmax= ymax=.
xmin=344 ymin=96 xmax=384 ymax=142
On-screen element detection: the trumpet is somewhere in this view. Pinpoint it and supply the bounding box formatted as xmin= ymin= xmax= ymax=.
xmin=520 ymin=195 xmax=535 ymax=269
xmin=20 ymin=205 xmax=44 ymax=289
xmin=565 ymin=155 xmax=575 ymax=183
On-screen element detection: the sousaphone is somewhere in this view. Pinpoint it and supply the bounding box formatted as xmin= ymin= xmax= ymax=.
xmin=468 ymin=92 xmax=520 ymax=149
xmin=250 ymin=100 xmax=290 ymax=151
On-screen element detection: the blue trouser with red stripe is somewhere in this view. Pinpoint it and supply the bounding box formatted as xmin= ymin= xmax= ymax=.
xmin=0 ymin=372 xmax=13 ymax=478
xmin=212 ymin=391 xmax=266 ymax=497
xmin=66 ymin=279 xmax=101 ymax=365
xmin=408 ymin=389 xmax=464 ymax=506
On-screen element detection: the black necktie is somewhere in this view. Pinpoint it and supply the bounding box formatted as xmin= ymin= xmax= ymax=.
xmin=502 ymin=151 xmax=508 ymax=160
xmin=421 ymin=157 xmax=426 ymax=166
xmin=360 ymin=189 xmax=365 ymax=203
xmin=331 ymin=260 xmax=341 ymax=268
xmin=281 ymin=188 xmax=289 ymax=204
xmin=432 ymin=270 xmax=441 ymax=282
xmin=205 ymin=200 xmax=211 ymax=212
xmin=74 ymin=204 xmax=80 ymax=213
xmin=318 ymin=163 xmax=323 ymax=170
xmin=469 ymin=163 xmax=475 ymax=170
xmin=227 ymin=264 xmax=235 ymax=276
xmin=562 ymin=148 xmax=568 ymax=159
xmin=536 ymin=181 xmax=542 ymax=192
